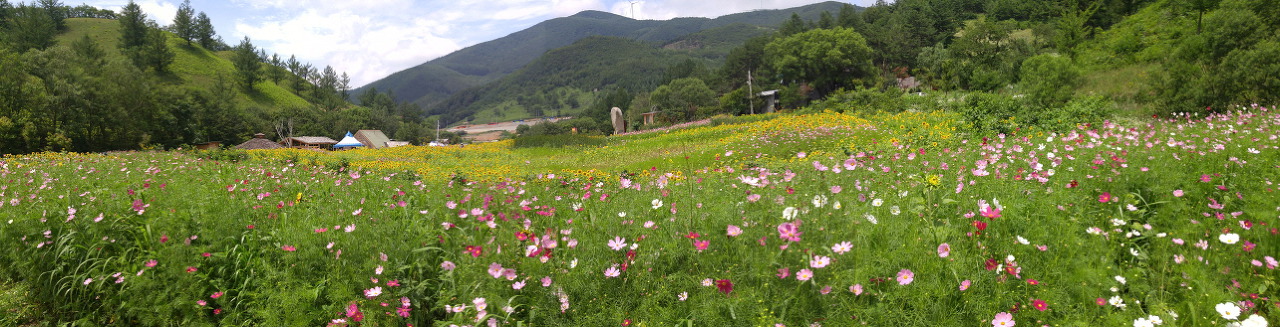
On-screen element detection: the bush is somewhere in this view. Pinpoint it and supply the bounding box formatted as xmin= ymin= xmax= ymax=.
xmin=1036 ymin=95 xmax=1116 ymax=132
xmin=1019 ymin=53 xmax=1081 ymax=108
xmin=950 ymin=92 xmax=1032 ymax=135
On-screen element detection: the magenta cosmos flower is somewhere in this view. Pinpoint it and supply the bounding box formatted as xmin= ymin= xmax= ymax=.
xmin=896 ymin=269 xmax=914 ymax=285
xmin=777 ymin=222 xmax=801 ymax=242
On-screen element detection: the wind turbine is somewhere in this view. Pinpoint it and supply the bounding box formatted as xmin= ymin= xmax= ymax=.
xmin=629 ymin=1 xmax=638 ymax=19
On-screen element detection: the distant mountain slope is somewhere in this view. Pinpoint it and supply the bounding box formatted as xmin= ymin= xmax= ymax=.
xmin=354 ymin=1 xmax=851 ymax=108
xmin=429 ymin=36 xmax=704 ymax=124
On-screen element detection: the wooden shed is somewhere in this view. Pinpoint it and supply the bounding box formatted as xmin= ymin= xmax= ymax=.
xmin=354 ymin=130 xmax=392 ymax=149
xmin=279 ymin=136 xmax=338 ymax=150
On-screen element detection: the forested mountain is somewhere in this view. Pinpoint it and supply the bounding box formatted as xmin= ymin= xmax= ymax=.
xmin=353 ymin=1 xmax=851 ymax=109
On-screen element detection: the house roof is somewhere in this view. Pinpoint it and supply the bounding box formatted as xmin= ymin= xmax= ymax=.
xmin=281 ymin=136 xmax=338 ymax=145
xmin=354 ymin=130 xmax=391 ymax=149
xmin=234 ymin=138 xmax=283 ymax=150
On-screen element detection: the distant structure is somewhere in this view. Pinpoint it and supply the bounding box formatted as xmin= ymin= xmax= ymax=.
xmin=354 ymin=130 xmax=391 ymax=149
xmin=280 ymin=136 xmax=337 ymax=150
xmin=194 ymin=141 xmax=221 ymax=150
xmin=334 ymin=132 xmax=365 ymax=150
xmin=610 ymin=107 xmax=625 ymax=134
xmin=641 ymin=111 xmax=660 ymax=125
xmin=385 ymin=141 xmax=411 ymax=148
xmin=757 ymin=90 xmax=779 ymax=113
xmin=235 ymin=133 xmax=283 ymax=150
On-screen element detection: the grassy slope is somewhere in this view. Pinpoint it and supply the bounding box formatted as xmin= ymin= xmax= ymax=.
xmin=1072 ymin=3 xmax=1195 ymax=114
xmin=55 ymin=18 xmax=311 ymax=110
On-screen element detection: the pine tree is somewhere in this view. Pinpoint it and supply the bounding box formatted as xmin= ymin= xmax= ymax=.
xmin=118 ymin=1 xmax=147 ymax=50
xmin=36 ymin=0 xmax=63 ymax=31
xmin=142 ymin=23 xmax=174 ymax=72
xmin=233 ymin=36 xmax=261 ymax=90
xmin=172 ymin=0 xmax=194 ymax=45
xmin=194 ymin=11 xmax=215 ymax=49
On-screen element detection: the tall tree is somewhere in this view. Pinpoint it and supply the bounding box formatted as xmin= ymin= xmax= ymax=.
xmin=172 ymin=0 xmax=195 ymax=45
xmin=765 ymin=27 xmax=876 ymax=97
xmin=36 ymin=0 xmax=63 ymax=31
xmin=140 ymin=23 xmax=174 ymax=72
xmin=0 ymin=0 xmax=12 ymax=24
xmin=339 ymin=72 xmax=351 ymax=100
xmin=837 ymin=4 xmax=865 ymax=31
xmin=117 ymin=1 xmax=147 ymax=50
xmin=778 ymin=13 xmax=806 ymax=36
xmin=6 ymin=5 xmax=58 ymax=52
xmin=193 ymin=11 xmax=215 ymax=49
xmin=233 ymin=36 xmax=261 ymax=90
xmin=817 ymin=11 xmax=835 ymax=29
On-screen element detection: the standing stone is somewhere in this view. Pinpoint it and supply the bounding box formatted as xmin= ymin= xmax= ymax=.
xmin=610 ymin=107 xmax=625 ymax=134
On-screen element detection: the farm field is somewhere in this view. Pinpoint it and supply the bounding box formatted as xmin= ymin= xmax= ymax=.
xmin=1 ymin=108 xmax=1277 ymax=326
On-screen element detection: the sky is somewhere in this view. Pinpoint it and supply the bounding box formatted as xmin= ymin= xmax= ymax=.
xmin=74 ymin=0 xmax=877 ymax=87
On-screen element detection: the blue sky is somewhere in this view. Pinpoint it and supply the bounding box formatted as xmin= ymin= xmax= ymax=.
xmin=75 ymin=0 xmax=875 ymax=87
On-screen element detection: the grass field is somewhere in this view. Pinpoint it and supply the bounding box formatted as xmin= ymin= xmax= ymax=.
xmin=1 ymin=107 xmax=1277 ymax=326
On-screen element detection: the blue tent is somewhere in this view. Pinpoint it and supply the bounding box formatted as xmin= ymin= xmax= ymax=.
xmin=334 ymin=132 xmax=364 ymax=149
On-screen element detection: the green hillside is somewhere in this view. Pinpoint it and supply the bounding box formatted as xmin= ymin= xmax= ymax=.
xmin=353 ymin=1 xmax=852 ymax=109
xmin=55 ymin=18 xmax=310 ymax=109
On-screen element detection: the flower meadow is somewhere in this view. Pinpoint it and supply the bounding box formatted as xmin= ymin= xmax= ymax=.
xmin=1 ymin=108 xmax=1278 ymax=326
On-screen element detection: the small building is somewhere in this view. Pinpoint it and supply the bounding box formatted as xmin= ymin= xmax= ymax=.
xmin=194 ymin=141 xmax=222 ymax=150
xmin=334 ymin=132 xmax=365 ymax=150
xmin=640 ymin=111 xmax=660 ymax=125
xmin=757 ymin=90 xmax=780 ymax=113
xmin=280 ymin=136 xmax=338 ymax=150
xmin=235 ymin=133 xmax=283 ymax=150
xmin=354 ymin=130 xmax=392 ymax=149
xmin=385 ymin=141 xmax=411 ymax=148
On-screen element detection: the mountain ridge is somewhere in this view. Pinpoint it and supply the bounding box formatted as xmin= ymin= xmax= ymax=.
xmin=353 ymin=1 xmax=852 ymax=109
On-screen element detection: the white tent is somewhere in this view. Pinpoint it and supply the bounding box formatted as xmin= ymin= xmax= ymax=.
xmin=334 ymin=131 xmax=364 ymax=149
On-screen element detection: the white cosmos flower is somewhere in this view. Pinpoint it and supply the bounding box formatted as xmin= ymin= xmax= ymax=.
xmin=1216 ymin=302 xmax=1241 ymax=320
xmin=871 ymin=198 xmax=884 ymax=207
xmin=651 ymin=199 xmax=663 ymax=209
xmin=782 ymin=207 xmax=798 ymax=220
xmin=1219 ymin=233 xmax=1240 ymax=245
xmin=812 ymin=195 xmax=827 ymax=208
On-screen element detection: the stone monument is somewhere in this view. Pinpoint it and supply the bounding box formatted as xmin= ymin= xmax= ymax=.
xmin=610 ymin=107 xmax=625 ymax=134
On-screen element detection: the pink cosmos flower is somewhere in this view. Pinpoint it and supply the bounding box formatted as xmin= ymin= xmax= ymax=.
xmin=693 ymin=240 xmax=709 ymax=251
xmin=777 ymin=267 xmax=790 ymax=279
xmin=937 ymin=243 xmax=951 ymax=258
xmin=197 ymin=300 xmax=207 ymax=306
xmin=488 ymin=263 xmax=504 ymax=279
xmin=441 ymin=261 xmax=456 ymax=271
xmin=831 ymin=241 xmax=852 ymax=254
xmin=896 ymin=269 xmax=914 ymax=285
xmin=282 ymin=245 xmax=296 ymax=252
xmin=211 ymin=292 xmax=223 ymax=299
xmin=145 ymin=260 xmax=158 ymax=268
xmin=604 ymin=265 xmax=621 ymax=278
xmin=830 ymin=185 xmax=842 ymax=194
xmin=541 ymin=276 xmax=553 ymax=287
xmin=810 ymin=255 xmax=831 ymax=269
xmin=796 ymin=269 xmax=813 ymax=281
xmin=991 ymin=312 xmax=1014 ymax=326
xmin=850 ymin=284 xmax=863 ymax=295
xmin=820 ymin=285 xmax=832 ymax=294
xmin=777 ymin=222 xmax=801 ymax=242
xmin=1173 ymin=189 xmax=1184 ymax=197
xmin=608 ymin=236 xmax=627 ymax=251
xmin=1099 ymin=192 xmax=1112 ymax=203
xmin=980 ymin=206 xmax=1001 ymax=219
xmin=512 ymin=281 xmax=526 ymax=290
xmin=364 ymin=286 xmax=382 ymax=298
xmin=959 ymin=280 xmax=971 ymax=291
xmin=726 ymin=225 xmax=742 ymax=237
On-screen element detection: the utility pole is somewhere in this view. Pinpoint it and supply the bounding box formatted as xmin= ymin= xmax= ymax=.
xmin=747 ymin=70 xmax=754 ymax=115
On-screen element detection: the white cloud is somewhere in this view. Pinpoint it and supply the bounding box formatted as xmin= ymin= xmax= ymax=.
xmin=611 ymin=0 xmax=872 ymax=21
xmin=75 ymin=0 xmax=179 ymax=25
